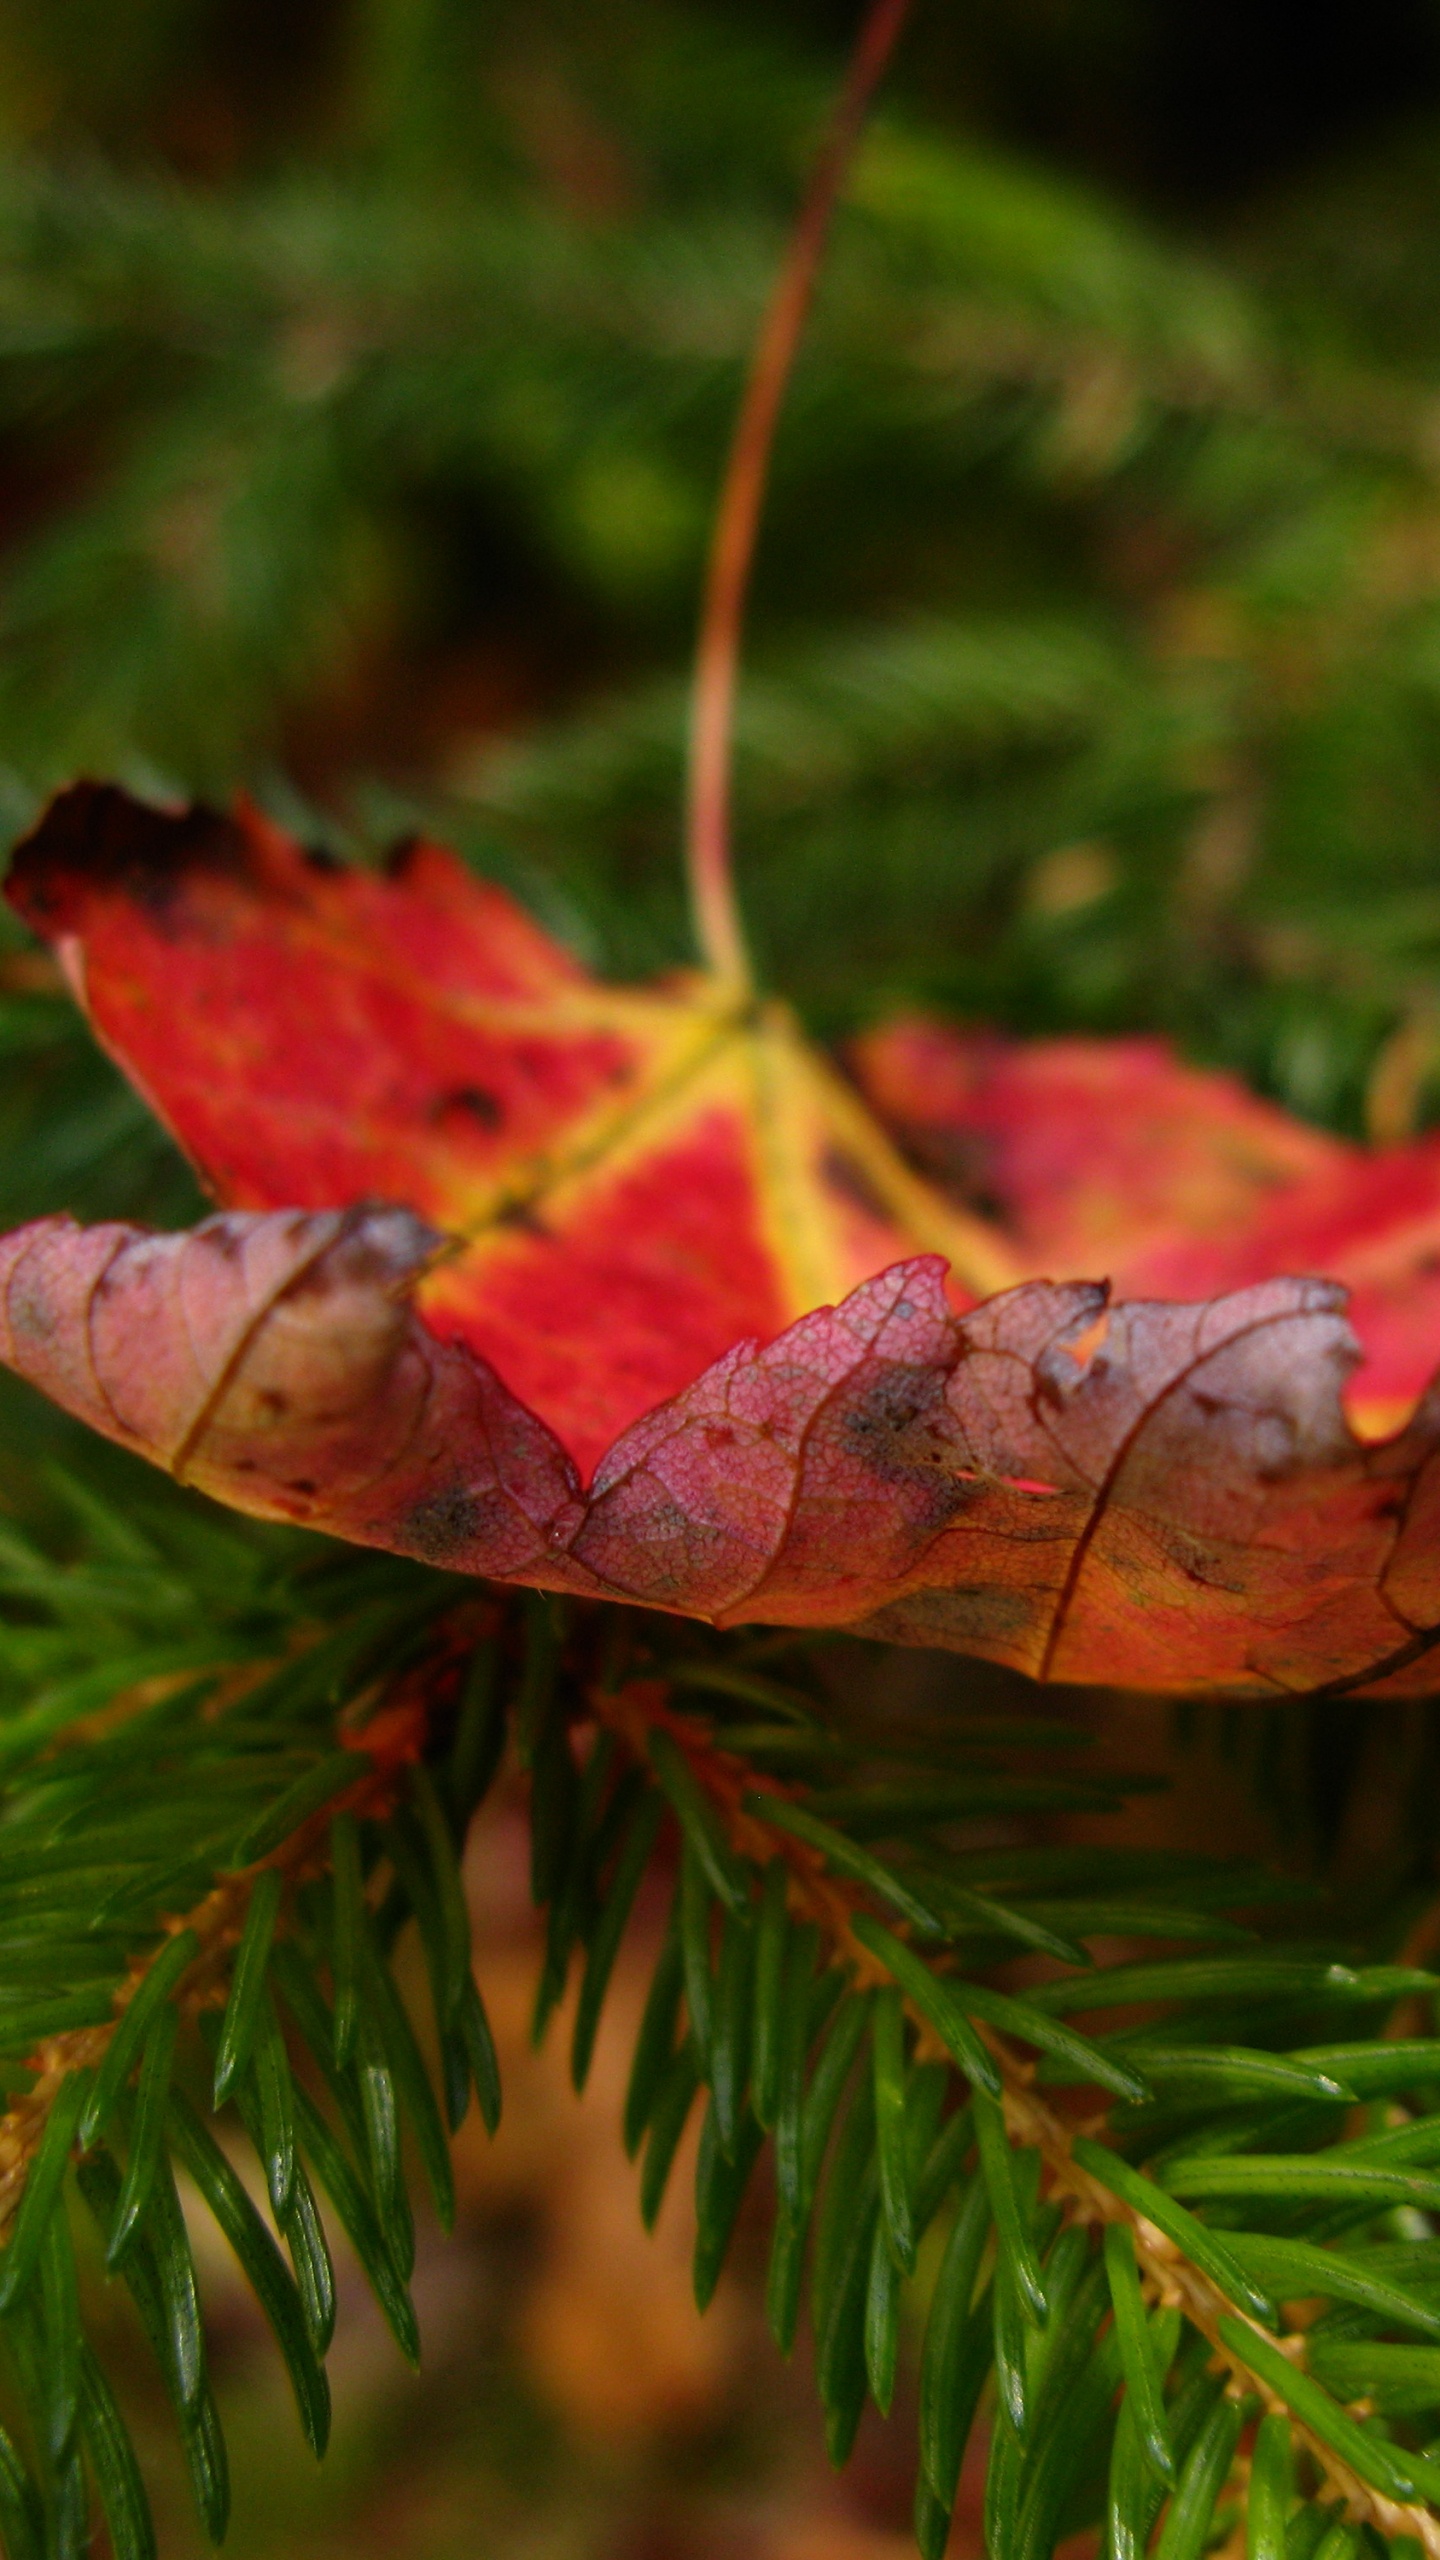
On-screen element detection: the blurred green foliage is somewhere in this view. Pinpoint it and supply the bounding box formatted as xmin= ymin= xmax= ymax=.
xmin=4 ymin=0 xmax=1440 ymax=1149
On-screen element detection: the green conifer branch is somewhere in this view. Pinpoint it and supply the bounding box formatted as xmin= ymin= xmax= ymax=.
xmin=0 ymin=1504 xmax=1435 ymax=2553
xmin=584 ymin=1648 xmax=1440 ymax=2558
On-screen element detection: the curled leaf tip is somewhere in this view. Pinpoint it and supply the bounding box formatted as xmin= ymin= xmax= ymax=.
xmin=0 ymin=1203 xmax=583 ymax=1581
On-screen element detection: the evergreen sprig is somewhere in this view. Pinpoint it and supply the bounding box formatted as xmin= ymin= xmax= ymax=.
xmin=0 ymin=1473 xmax=1433 ymax=2557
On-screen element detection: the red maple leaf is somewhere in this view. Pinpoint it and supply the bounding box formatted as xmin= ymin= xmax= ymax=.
xmin=2 ymin=0 xmax=1439 ymax=1700
xmin=3 ymin=778 xmax=1439 ymax=1702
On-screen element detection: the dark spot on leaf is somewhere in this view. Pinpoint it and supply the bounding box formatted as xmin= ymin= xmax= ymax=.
xmin=6 ymin=782 xmax=254 ymax=939
xmin=494 ymin=1199 xmax=551 ymax=1237
xmin=432 ymin=1085 xmax=504 ymax=1132
xmin=872 ymin=1115 xmax=1005 ymax=1221
xmin=843 ymin=1360 xmax=968 ymax=1529
xmin=1153 ymin=1517 xmax=1245 ymax=1589
xmin=856 ymin=1583 xmax=1037 ymax=1648
xmin=820 ymin=1145 xmax=892 ymax=1228
xmin=286 ymin=1478 xmax=317 ymax=1495
xmin=403 ymin=1484 xmax=486 ymax=1564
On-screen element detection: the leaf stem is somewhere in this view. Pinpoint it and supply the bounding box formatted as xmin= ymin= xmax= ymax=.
xmin=684 ymin=0 xmax=913 ymax=992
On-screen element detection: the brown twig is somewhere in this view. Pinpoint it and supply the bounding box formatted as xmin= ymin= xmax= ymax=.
xmin=684 ymin=0 xmax=913 ymax=992
xmin=1013 ymin=2075 xmax=1440 ymax=2558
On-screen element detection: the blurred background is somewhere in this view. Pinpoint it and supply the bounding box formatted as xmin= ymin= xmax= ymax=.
xmin=6 ymin=0 xmax=1440 ymax=2550
xmin=15 ymin=0 xmax=1440 ymax=1125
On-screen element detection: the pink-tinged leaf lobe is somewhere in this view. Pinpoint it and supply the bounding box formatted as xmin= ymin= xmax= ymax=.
xmin=2 ymin=1207 xmax=1437 ymax=1698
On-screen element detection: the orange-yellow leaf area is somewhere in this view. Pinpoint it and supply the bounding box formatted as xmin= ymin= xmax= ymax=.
xmin=4 ymin=780 xmax=1440 ymax=1700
